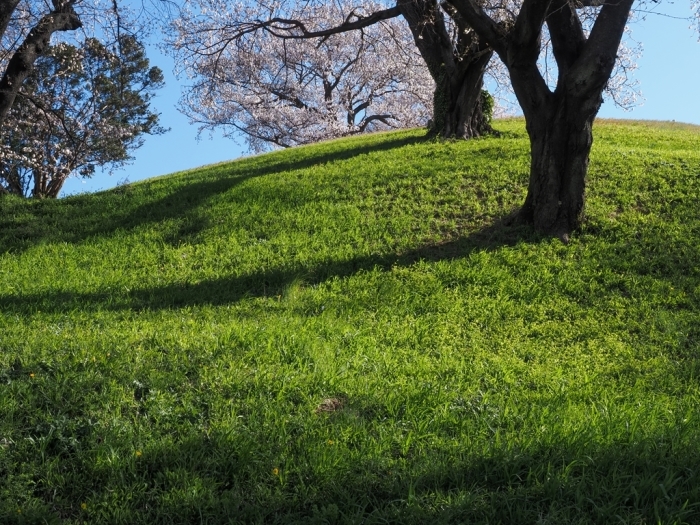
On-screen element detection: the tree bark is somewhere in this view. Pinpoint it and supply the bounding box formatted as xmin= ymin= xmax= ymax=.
xmin=41 ymin=173 xmax=68 ymax=198
xmin=518 ymin=92 xmax=599 ymax=239
xmin=399 ymin=0 xmax=493 ymax=139
xmin=0 ymin=2 xmax=82 ymax=126
xmin=0 ymin=0 xmax=21 ymax=42
xmin=430 ymin=49 xmax=493 ymax=139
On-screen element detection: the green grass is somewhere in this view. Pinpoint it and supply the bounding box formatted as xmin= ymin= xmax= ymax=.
xmin=1 ymin=118 xmax=700 ymax=524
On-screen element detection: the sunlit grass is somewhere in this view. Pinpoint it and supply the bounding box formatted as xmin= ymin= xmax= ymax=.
xmin=1 ymin=119 xmax=700 ymax=523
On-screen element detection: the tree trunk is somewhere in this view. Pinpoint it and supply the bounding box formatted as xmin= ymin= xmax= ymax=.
xmin=44 ymin=176 xmax=66 ymax=198
xmin=430 ymin=50 xmax=493 ymax=139
xmin=30 ymin=170 xmax=66 ymax=198
xmin=518 ymin=95 xmax=596 ymax=240
xmin=398 ymin=0 xmax=493 ymax=140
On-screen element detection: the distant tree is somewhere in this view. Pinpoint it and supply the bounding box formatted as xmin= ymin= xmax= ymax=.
xmin=174 ymin=2 xmax=433 ymax=152
xmin=0 ymin=35 xmax=165 ymax=198
xmin=0 ymin=0 xmax=83 ymax=128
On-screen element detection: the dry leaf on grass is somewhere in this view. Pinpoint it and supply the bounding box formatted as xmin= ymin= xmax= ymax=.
xmin=315 ymin=397 xmax=345 ymax=414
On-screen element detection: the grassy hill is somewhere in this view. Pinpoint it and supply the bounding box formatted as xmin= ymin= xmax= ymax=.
xmin=1 ymin=119 xmax=700 ymax=524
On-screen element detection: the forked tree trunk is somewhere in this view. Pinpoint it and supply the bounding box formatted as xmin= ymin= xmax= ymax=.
xmin=447 ymin=0 xmax=635 ymax=240
xmin=43 ymin=177 xmax=66 ymax=198
xmin=30 ymin=171 xmax=67 ymax=198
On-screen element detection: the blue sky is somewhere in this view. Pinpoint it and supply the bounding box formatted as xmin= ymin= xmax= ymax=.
xmin=61 ymin=3 xmax=700 ymax=196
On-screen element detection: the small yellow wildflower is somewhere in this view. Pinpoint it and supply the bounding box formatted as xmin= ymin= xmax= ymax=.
xmin=272 ymin=468 xmax=279 ymax=476
xmin=135 ymin=450 xmax=142 ymax=457
xmin=29 ymin=373 xmax=35 ymax=379
xmin=327 ymin=440 xmax=335 ymax=445
xmin=81 ymin=503 xmax=87 ymax=510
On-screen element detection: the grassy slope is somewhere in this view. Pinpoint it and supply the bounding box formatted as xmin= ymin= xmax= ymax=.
xmin=1 ymin=119 xmax=699 ymax=524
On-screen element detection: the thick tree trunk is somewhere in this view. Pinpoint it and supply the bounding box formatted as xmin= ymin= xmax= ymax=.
xmin=430 ymin=50 xmax=493 ymax=139
xmin=517 ymin=93 xmax=599 ymax=239
xmin=398 ymin=0 xmax=493 ymax=140
xmin=30 ymin=170 xmax=66 ymax=198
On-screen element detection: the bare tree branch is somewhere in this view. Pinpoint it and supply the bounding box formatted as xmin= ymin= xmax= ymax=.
xmin=545 ymin=0 xmax=586 ymax=78
xmin=0 ymin=1 xmax=82 ymax=124
xmin=444 ymin=0 xmax=506 ymax=55
xmin=233 ymin=5 xmax=402 ymax=41
xmin=0 ymin=0 xmax=21 ymax=41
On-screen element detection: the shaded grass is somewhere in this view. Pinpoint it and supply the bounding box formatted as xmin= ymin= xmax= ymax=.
xmin=1 ymin=119 xmax=700 ymax=523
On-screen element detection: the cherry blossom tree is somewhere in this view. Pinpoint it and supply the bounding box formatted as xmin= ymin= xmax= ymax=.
xmin=174 ymin=3 xmax=433 ymax=152
xmin=0 ymin=35 xmax=165 ymax=198
xmin=169 ymin=0 xmax=496 ymax=141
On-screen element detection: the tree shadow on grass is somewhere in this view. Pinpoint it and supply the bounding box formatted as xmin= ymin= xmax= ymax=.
xmin=5 ymin=319 xmax=700 ymax=524
xmin=129 ymin=433 xmax=700 ymax=524
xmin=4 ymin=219 xmax=700 ymax=523
xmin=9 ymin=403 xmax=699 ymax=524
xmin=0 ymin=133 xmax=430 ymax=255
xmin=2 ymin=208 xmax=699 ymax=322
xmin=0 ymin=213 xmax=534 ymax=315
